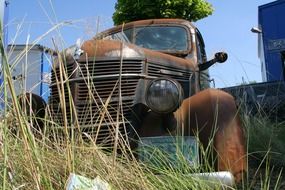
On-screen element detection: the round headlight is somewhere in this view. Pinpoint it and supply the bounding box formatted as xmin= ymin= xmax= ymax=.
xmin=146 ymin=78 xmax=182 ymax=114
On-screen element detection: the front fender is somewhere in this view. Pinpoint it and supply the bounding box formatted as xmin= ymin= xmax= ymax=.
xmin=174 ymin=88 xmax=247 ymax=182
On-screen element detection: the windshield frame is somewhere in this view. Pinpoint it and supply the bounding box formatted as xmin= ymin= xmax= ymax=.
xmin=98 ymin=23 xmax=192 ymax=56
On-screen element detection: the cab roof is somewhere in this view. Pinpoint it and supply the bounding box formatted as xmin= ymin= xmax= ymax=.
xmin=95 ymin=18 xmax=196 ymax=39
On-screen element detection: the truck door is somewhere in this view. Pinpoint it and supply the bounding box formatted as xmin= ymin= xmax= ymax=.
xmin=196 ymin=29 xmax=210 ymax=89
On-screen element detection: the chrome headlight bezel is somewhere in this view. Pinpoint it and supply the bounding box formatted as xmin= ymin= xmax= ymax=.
xmin=145 ymin=78 xmax=183 ymax=114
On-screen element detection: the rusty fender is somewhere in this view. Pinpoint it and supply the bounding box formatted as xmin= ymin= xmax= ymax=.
xmin=174 ymin=88 xmax=247 ymax=182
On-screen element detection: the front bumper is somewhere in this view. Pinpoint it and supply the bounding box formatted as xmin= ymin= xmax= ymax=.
xmin=189 ymin=171 xmax=235 ymax=188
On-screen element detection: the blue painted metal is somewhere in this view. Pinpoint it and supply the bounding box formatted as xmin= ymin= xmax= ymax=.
xmin=0 ymin=0 xmax=9 ymax=111
xmin=40 ymin=50 xmax=51 ymax=102
xmin=3 ymin=0 xmax=9 ymax=46
xmin=259 ymin=0 xmax=285 ymax=82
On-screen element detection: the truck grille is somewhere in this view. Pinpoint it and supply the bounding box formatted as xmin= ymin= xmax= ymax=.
xmin=78 ymin=59 xmax=143 ymax=77
xmin=49 ymin=58 xmax=143 ymax=145
xmin=148 ymin=62 xmax=193 ymax=97
xmin=148 ymin=62 xmax=192 ymax=81
xmin=49 ymin=61 xmax=75 ymax=126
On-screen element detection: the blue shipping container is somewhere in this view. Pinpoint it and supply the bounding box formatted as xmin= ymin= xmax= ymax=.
xmin=259 ymin=0 xmax=285 ymax=82
xmin=0 ymin=0 xmax=9 ymax=110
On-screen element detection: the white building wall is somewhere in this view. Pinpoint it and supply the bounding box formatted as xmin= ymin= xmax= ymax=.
xmin=8 ymin=49 xmax=42 ymax=96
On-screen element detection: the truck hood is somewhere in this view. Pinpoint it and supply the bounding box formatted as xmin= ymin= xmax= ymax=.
xmin=77 ymin=39 xmax=197 ymax=71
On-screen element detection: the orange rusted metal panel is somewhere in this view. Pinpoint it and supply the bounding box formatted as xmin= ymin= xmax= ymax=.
xmin=175 ymin=89 xmax=247 ymax=182
xmin=80 ymin=39 xmax=196 ymax=70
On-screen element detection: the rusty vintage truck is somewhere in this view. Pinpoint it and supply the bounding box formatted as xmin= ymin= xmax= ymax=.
xmin=48 ymin=19 xmax=246 ymax=183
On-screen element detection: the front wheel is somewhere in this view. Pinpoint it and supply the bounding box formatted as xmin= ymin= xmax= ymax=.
xmin=18 ymin=92 xmax=46 ymax=133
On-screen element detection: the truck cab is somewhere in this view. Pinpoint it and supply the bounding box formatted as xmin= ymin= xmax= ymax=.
xmin=49 ymin=19 xmax=246 ymax=183
xmin=95 ymin=19 xmax=211 ymax=91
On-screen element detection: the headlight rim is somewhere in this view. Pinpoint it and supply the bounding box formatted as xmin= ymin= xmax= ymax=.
xmin=145 ymin=77 xmax=183 ymax=114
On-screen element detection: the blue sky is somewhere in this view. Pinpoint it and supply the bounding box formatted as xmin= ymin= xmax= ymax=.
xmin=8 ymin=0 xmax=274 ymax=87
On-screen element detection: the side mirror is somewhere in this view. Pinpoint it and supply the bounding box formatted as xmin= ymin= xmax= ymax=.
xmin=215 ymin=52 xmax=228 ymax=63
xmin=199 ymin=52 xmax=228 ymax=71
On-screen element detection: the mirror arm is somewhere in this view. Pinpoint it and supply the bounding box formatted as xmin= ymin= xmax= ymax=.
xmin=199 ymin=52 xmax=228 ymax=71
xmin=199 ymin=59 xmax=216 ymax=71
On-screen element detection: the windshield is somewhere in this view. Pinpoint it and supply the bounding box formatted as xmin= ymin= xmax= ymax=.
xmin=134 ymin=26 xmax=188 ymax=51
xmin=101 ymin=25 xmax=189 ymax=52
